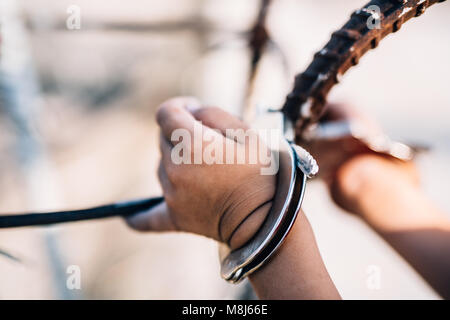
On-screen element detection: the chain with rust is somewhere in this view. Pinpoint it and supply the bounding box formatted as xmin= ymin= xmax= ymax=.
xmin=282 ymin=0 xmax=447 ymax=142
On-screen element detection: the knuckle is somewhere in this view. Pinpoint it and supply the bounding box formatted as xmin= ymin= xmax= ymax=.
xmin=156 ymin=104 xmax=172 ymax=125
xmin=192 ymin=106 xmax=224 ymax=124
xmin=156 ymin=100 xmax=184 ymax=124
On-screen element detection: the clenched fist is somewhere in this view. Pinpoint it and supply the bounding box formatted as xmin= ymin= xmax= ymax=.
xmin=127 ymin=97 xmax=276 ymax=250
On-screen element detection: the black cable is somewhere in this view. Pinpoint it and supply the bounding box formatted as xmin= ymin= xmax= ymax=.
xmin=0 ymin=196 xmax=164 ymax=228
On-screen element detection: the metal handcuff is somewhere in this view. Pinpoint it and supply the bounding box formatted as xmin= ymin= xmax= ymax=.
xmin=218 ymin=134 xmax=317 ymax=283
xmin=218 ymin=111 xmax=417 ymax=283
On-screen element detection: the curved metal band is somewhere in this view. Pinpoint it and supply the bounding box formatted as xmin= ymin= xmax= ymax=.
xmin=282 ymin=0 xmax=447 ymax=140
xmin=219 ymin=138 xmax=307 ymax=283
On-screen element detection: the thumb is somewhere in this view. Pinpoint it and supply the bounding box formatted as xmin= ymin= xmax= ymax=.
xmin=191 ymin=107 xmax=250 ymax=135
xmin=125 ymin=201 xmax=176 ymax=232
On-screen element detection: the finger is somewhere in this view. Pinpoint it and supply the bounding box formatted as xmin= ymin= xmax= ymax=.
xmin=125 ymin=201 xmax=176 ymax=232
xmin=320 ymin=104 xmax=350 ymax=122
xmin=321 ymin=103 xmax=377 ymax=126
xmin=160 ymin=133 xmax=175 ymax=169
xmin=156 ymin=97 xmax=202 ymax=144
xmin=191 ymin=106 xmax=249 ymax=136
xmin=158 ymin=161 xmax=174 ymax=192
xmin=318 ymin=103 xmax=381 ymax=137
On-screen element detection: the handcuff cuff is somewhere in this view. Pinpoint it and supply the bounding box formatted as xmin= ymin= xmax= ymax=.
xmin=218 ymin=136 xmax=317 ymax=283
xmin=218 ymin=111 xmax=418 ymax=283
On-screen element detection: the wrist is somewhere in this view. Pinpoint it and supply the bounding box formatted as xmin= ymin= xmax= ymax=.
xmin=330 ymin=155 xmax=380 ymax=215
xmin=335 ymin=156 xmax=447 ymax=232
xmin=331 ymin=154 xmax=419 ymax=216
xmin=249 ymin=212 xmax=340 ymax=299
xmin=227 ymin=201 xmax=272 ymax=250
xmin=218 ymin=179 xmax=275 ymax=250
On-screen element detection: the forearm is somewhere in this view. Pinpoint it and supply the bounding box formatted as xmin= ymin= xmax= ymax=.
xmin=248 ymin=212 xmax=340 ymax=300
xmin=355 ymin=182 xmax=450 ymax=299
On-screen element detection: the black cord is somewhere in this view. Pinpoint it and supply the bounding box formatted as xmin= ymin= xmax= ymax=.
xmin=0 ymin=196 xmax=164 ymax=228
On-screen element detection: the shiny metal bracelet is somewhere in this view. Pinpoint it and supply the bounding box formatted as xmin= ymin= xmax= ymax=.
xmin=219 ymin=138 xmax=318 ymax=283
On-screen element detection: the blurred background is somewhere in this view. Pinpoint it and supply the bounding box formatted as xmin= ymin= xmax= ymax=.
xmin=0 ymin=0 xmax=448 ymax=299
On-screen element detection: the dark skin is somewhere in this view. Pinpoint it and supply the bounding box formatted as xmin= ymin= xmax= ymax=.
xmin=127 ymin=97 xmax=449 ymax=299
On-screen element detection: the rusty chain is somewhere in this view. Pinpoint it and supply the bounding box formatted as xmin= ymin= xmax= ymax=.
xmin=281 ymin=0 xmax=447 ymax=142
